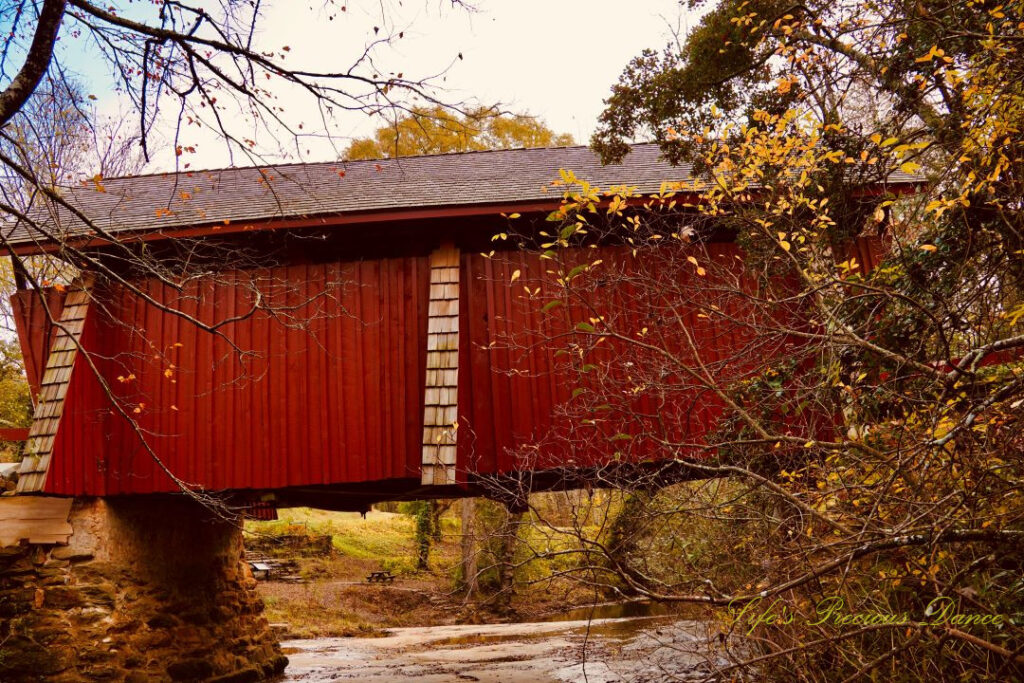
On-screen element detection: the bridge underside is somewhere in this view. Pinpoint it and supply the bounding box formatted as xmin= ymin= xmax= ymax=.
xmin=231 ymin=459 xmax=720 ymax=513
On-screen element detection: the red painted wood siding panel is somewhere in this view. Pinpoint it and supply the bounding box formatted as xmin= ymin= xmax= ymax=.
xmin=847 ymin=235 xmax=887 ymax=273
xmin=10 ymin=288 xmax=66 ymax=398
xmin=46 ymin=314 xmax=110 ymax=496
xmin=460 ymin=242 xmax=798 ymax=474
xmin=38 ymin=257 xmax=429 ymax=495
xmin=11 ymin=235 xmax=880 ymax=496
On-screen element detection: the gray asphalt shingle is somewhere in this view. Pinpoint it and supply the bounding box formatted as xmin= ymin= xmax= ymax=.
xmin=3 ymin=143 xmax=915 ymax=248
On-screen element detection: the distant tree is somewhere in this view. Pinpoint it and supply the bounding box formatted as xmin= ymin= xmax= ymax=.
xmin=0 ymin=339 xmax=32 ymax=462
xmin=345 ymin=106 xmax=574 ymax=160
xmin=398 ymin=500 xmax=434 ymax=570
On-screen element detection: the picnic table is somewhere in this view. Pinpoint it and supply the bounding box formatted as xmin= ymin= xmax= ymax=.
xmin=366 ymin=570 xmax=395 ymax=584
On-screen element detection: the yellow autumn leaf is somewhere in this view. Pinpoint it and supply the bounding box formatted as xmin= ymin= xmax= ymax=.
xmin=510 ymin=269 xmax=521 ymax=283
xmin=685 ymin=255 xmax=705 ymax=275
xmin=915 ymin=45 xmax=944 ymax=62
xmin=1007 ymin=303 xmax=1024 ymax=326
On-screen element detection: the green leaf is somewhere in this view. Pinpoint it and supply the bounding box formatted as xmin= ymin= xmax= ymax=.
xmin=567 ymin=264 xmax=588 ymax=280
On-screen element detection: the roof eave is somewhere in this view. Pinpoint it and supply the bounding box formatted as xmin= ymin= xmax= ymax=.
xmin=7 ymin=179 xmax=924 ymax=257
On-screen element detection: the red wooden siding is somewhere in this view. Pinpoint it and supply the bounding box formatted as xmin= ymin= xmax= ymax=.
xmin=459 ymin=241 xmax=764 ymax=475
xmin=845 ymin=234 xmax=887 ymax=273
xmin=458 ymin=235 xmax=875 ymax=474
xmin=11 ymin=288 xmax=66 ymax=397
xmin=11 ymin=235 xmax=886 ymax=496
xmin=28 ymin=257 xmax=430 ymax=495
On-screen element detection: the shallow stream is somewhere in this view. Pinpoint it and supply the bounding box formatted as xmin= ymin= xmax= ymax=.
xmin=278 ymin=609 xmax=725 ymax=682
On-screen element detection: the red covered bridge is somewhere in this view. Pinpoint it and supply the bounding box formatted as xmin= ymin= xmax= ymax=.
xmin=6 ymin=144 xmax=904 ymax=510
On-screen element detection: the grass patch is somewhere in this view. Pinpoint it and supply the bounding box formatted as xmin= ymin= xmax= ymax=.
xmin=261 ymin=588 xmax=384 ymax=638
xmin=246 ymin=508 xmax=417 ymax=570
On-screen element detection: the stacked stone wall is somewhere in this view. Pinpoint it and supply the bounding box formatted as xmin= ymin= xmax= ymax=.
xmin=0 ymin=497 xmax=287 ymax=682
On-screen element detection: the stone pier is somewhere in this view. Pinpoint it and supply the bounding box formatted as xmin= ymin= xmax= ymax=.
xmin=0 ymin=496 xmax=287 ymax=682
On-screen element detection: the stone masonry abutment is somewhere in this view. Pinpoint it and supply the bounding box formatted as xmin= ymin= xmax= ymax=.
xmin=0 ymin=496 xmax=287 ymax=682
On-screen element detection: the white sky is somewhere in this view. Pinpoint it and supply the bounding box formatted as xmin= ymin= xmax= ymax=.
xmin=72 ymin=0 xmax=693 ymax=172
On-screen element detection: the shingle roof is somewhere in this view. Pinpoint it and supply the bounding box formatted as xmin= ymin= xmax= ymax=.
xmin=2 ymin=143 xmax=917 ymax=248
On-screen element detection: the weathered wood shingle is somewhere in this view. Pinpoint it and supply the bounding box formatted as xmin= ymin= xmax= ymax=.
xmin=16 ymin=279 xmax=93 ymax=494
xmin=421 ymin=244 xmax=460 ymax=486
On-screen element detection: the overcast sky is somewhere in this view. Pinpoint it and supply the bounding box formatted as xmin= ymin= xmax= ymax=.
xmin=67 ymin=0 xmax=693 ymax=172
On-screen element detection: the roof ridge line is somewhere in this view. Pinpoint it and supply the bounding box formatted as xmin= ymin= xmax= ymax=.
xmin=101 ymin=142 xmax=660 ymax=182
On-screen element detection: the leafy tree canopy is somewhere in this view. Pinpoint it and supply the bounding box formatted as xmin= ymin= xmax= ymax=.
xmin=345 ymin=106 xmax=574 ymax=160
xmin=501 ymin=0 xmax=1024 ymax=678
xmin=593 ymin=0 xmax=1011 ymax=166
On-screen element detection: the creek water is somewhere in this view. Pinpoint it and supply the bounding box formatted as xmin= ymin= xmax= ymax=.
xmin=277 ymin=605 xmax=725 ymax=682
xmin=540 ymin=600 xmax=682 ymax=622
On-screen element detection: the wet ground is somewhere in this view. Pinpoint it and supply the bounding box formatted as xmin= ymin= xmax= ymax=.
xmin=279 ymin=613 xmax=735 ymax=682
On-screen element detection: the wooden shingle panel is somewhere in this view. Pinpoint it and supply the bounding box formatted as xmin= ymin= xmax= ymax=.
xmin=426 ymin=351 xmax=459 ymax=369
xmin=425 ymin=369 xmax=458 ymax=387
xmin=422 ymin=245 xmax=461 ymax=485
xmin=51 ymin=335 xmax=78 ymax=352
xmin=428 ymin=299 xmax=459 ymax=317
xmin=429 ymin=283 xmax=460 ymax=300
xmin=430 ymin=267 xmax=460 ymax=284
xmin=16 ymin=278 xmax=93 ymax=494
xmin=57 ymin=319 xmax=85 ymax=336
xmin=427 ymin=333 xmax=460 ymax=351
xmin=427 ymin=315 xmax=459 ymax=335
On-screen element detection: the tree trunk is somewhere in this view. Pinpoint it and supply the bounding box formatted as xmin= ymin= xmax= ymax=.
xmin=494 ymin=506 xmax=523 ymax=615
xmin=414 ymin=502 xmax=431 ymax=570
xmin=460 ymin=497 xmax=477 ymax=595
xmin=429 ymin=500 xmax=445 ymax=541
